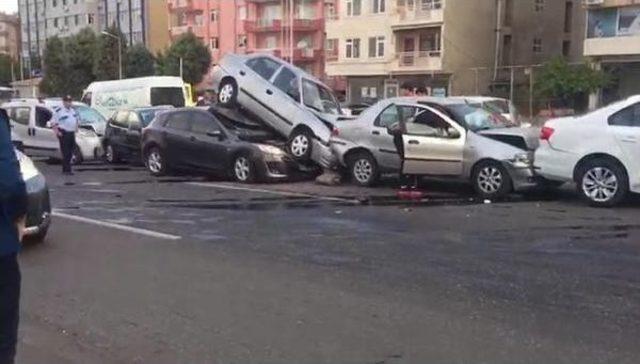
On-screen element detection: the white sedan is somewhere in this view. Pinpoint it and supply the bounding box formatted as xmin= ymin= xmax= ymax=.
xmin=534 ymin=96 xmax=640 ymax=207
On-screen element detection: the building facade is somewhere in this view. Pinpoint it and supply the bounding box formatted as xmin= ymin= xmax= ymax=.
xmin=326 ymin=0 xmax=586 ymax=104
xmin=18 ymin=0 xmax=168 ymax=72
xmin=0 ymin=12 xmax=20 ymax=60
xmin=583 ymin=0 xmax=640 ymax=106
xmin=167 ymin=0 xmax=247 ymax=65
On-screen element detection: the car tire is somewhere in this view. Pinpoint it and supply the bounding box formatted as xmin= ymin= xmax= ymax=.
xmin=472 ymin=160 xmax=513 ymax=199
xmin=218 ymin=79 xmax=238 ymax=107
xmin=288 ymin=129 xmax=313 ymax=161
xmin=70 ymin=145 xmax=83 ymax=165
xmin=576 ymin=158 xmax=628 ymax=208
xmin=233 ymin=154 xmax=257 ymax=183
xmin=25 ymin=227 xmax=48 ymax=244
xmin=348 ymin=151 xmax=379 ymax=187
xmin=145 ymin=146 xmax=168 ymax=177
xmin=104 ymin=142 xmax=120 ymax=164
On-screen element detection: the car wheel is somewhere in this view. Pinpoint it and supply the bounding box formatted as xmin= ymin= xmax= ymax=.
xmin=218 ymin=79 xmax=237 ymax=107
xmin=70 ymin=145 xmax=83 ymax=165
xmin=25 ymin=227 xmax=48 ymax=244
xmin=348 ymin=151 xmax=379 ymax=187
xmin=288 ymin=130 xmax=313 ymax=160
xmin=233 ymin=155 xmax=256 ymax=183
xmin=104 ymin=142 xmax=119 ymax=164
xmin=473 ymin=160 xmax=513 ymax=199
xmin=577 ymin=158 xmax=628 ymax=207
xmin=146 ymin=147 xmax=168 ymax=176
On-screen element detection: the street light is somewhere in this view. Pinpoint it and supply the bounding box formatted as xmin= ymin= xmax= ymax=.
xmin=101 ymin=31 xmax=123 ymax=80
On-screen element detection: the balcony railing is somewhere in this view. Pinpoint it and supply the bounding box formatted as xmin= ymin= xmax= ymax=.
xmin=393 ymin=0 xmax=444 ymax=28
xmin=244 ymin=19 xmax=282 ymax=32
xmin=284 ymin=18 xmax=322 ymax=31
xmin=293 ymin=48 xmax=322 ymax=61
xmin=326 ymin=49 xmax=339 ymax=62
xmin=396 ymin=50 xmax=442 ymax=68
xmin=247 ymin=48 xmax=283 ymax=57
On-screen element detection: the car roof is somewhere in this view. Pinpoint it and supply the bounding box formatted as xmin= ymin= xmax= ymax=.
xmin=454 ymin=96 xmax=509 ymax=103
xmin=241 ymin=53 xmax=327 ymax=85
xmin=386 ymin=96 xmax=468 ymax=106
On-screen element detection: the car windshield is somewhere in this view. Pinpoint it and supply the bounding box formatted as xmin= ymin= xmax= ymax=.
xmin=74 ymin=105 xmax=106 ymax=125
xmin=301 ymin=79 xmax=341 ymax=115
xmin=138 ymin=108 xmax=167 ymax=127
xmin=477 ymin=99 xmax=510 ymax=114
xmin=446 ymin=104 xmax=515 ymax=131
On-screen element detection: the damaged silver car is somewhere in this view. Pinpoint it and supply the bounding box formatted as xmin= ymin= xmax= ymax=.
xmin=331 ymin=97 xmax=540 ymax=199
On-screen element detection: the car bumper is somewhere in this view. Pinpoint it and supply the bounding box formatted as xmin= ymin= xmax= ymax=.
xmin=24 ymin=180 xmax=51 ymax=237
xmin=503 ymin=161 xmax=538 ymax=192
xmin=312 ymin=139 xmax=338 ymax=169
xmin=533 ymin=144 xmax=577 ymax=182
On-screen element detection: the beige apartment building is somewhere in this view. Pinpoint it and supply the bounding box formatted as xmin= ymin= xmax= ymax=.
xmin=583 ymin=0 xmax=640 ymax=106
xmin=326 ymin=0 xmax=585 ymax=104
xmin=0 ymin=12 xmax=20 ymax=61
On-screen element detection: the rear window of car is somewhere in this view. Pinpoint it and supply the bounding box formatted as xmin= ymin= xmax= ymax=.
xmin=164 ymin=112 xmax=191 ymax=131
xmin=75 ymin=105 xmax=106 ymax=125
xmin=139 ymin=109 xmax=165 ymax=127
xmin=150 ymin=87 xmax=186 ymax=108
xmin=246 ymin=57 xmax=281 ymax=81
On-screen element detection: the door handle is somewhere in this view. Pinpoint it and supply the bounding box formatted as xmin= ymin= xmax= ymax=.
xmin=408 ymin=140 xmax=419 ymax=145
xmin=266 ymin=89 xmax=273 ymax=95
xmin=372 ymin=130 xmax=380 ymax=135
xmin=239 ymin=70 xmax=246 ymax=76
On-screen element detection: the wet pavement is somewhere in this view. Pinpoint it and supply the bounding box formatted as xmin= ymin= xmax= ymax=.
xmin=16 ymin=160 xmax=640 ymax=363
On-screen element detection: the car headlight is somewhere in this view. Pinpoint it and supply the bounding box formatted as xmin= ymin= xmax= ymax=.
xmin=256 ymin=144 xmax=285 ymax=156
xmin=510 ymin=152 xmax=532 ymax=167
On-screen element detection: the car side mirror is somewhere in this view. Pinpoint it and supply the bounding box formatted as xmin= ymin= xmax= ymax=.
xmin=207 ymin=130 xmax=224 ymax=139
xmin=448 ymin=127 xmax=461 ymax=139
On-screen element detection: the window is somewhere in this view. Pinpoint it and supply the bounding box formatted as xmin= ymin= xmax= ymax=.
xmin=237 ymin=35 xmax=247 ymax=47
xmin=375 ymin=105 xmax=420 ymax=128
xmin=87 ymin=14 xmax=94 ymax=24
xmin=35 ymin=107 xmax=53 ymax=128
xmin=210 ymin=37 xmax=219 ymax=50
xmin=62 ymin=0 xmax=67 ymax=5
xmin=564 ymin=1 xmax=573 ymax=33
xmin=246 ymin=57 xmax=281 ymax=80
xmin=302 ymin=79 xmax=341 ymax=114
xmin=239 ymin=6 xmax=247 ymax=20
xmin=532 ymin=38 xmax=542 ymax=53
xmin=165 ymin=112 xmax=191 ymax=131
xmin=54 ymin=18 xmax=58 ymax=27
xmin=534 ymin=0 xmax=544 ymax=12
xmin=273 ymin=67 xmax=300 ymax=102
xmin=562 ymin=40 xmax=571 ymax=57
xmin=53 ymin=0 xmax=57 ymax=7
xmin=408 ymin=108 xmax=455 ymax=138
xmin=138 ymin=109 xmax=165 ymax=127
xmin=346 ymin=0 xmax=361 ymax=16
xmin=345 ymin=38 xmax=360 ymax=58
xmin=75 ymin=106 xmax=106 ymax=126
xmin=368 ymin=36 xmax=385 ymax=58
xmin=12 ymin=107 xmax=31 ymax=126
xmin=609 ymin=103 xmax=640 ymax=127
xmin=112 ymin=111 xmax=129 ymax=128
xmin=372 ymin=0 xmax=385 ymax=13
xmin=194 ymin=14 xmax=204 ymax=26
xmin=74 ymin=14 xmax=79 ymax=26
xmin=190 ymin=112 xmax=219 ymax=134
xmin=421 ymin=0 xmax=442 ymax=10
xmin=150 ymin=87 xmax=186 ymax=107
xmin=210 ymin=9 xmax=218 ymax=22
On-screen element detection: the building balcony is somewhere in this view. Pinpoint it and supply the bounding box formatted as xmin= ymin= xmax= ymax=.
xmin=244 ymin=19 xmax=282 ymax=32
xmin=584 ymin=35 xmax=640 ymax=57
xmin=293 ymin=48 xmax=322 ymax=62
xmin=169 ymin=25 xmax=206 ymax=38
xmin=169 ymin=25 xmax=191 ymax=37
xmin=168 ymin=0 xmax=203 ymax=12
xmin=326 ymin=49 xmax=339 ymax=62
xmin=283 ymin=18 xmax=323 ymax=31
xmin=390 ymin=50 xmax=443 ymax=73
xmin=391 ymin=1 xmax=444 ymax=30
xmin=246 ymin=0 xmax=281 ymax=3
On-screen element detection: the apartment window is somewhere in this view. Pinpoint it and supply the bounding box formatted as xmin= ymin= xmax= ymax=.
xmin=372 ymin=0 xmax=385 ymax=13
xmin=53 ymin=0 xmax=57 ymax=7
xmin=421 ymin=0 xmax=442 ymax=10
xmin=564 ymin=1 xmax=573 ymax=33
xmin=54 ymin=18 xmax=58 ymax=27
xmin=63 ymin=0 xmax=67 ymax=5
xmin=368 ymin=36 xmax=385 ymax=58
xmin=238 ymin=35 xmax=247 ymax=48
xmin=326 ymin=38 xmax=338 ymax=51
xmin=87 ymin=14 xmax=95 ymax=24
xmin=64 ymin=16 xmax=69 ymax=26
xmin=195 ymin=14 xmax=204 ymax=26
xmin=210 ymin=37 xmax=219 ymax=50
xmin=74 ymin=14 xmax=79 ymax=25
xmin=210 ymin=10 xmax=218 ymax=22
xmin=347 ymin=0 xmax=362 ymax=16
xmin=533 ymin=38 xmax=542 ymax=53
xmin=562 ymin=40 xmax=571 ymax=57
xmin=534 ymin=0 xmax=544 ymax=12
xmin=239 ymin=6 xmax=247 ymax=20
xmin=346 ymin=38 xmax=360 ymax=58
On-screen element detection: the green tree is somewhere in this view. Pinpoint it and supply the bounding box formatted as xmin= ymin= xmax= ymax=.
xmin=125 ymin=44 xmax=156 ymax=78
xmin=66 ymin=28 xmax=98 ymax=98
xmin=94 ymin=25 xmax=127 ymax=80
xmin=160 ymin=32 xmax=211 ymax=85
xmin=0 ymin=54 xmax=17 ymax=86
xmin=41 ymin=36 xmax=68 ymax=96
xmin=535 ymin=57 xmax=610 ymax=108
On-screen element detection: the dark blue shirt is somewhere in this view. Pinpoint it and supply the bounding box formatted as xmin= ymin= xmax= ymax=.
xmin=0 ymin=108 xmax=27 ymax=257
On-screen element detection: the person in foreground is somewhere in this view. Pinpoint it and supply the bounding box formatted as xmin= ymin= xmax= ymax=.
xmin=0 ymin=107 xmax=27 ymax=364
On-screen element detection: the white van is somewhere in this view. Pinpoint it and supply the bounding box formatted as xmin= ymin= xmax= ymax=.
xmin=82 ymin=76 xmax=190 ymax=119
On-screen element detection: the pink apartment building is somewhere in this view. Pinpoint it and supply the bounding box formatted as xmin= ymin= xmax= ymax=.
xmin=167 ymin=0 xmax=344 ymax=92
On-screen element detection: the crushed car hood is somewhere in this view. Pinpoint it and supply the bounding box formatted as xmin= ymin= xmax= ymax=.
xmin=478 ymin=127 xmax=541 ymax=150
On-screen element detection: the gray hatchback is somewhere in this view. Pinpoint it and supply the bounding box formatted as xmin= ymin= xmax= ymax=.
xmin=331 ymin=97 xmax=540 ymax=199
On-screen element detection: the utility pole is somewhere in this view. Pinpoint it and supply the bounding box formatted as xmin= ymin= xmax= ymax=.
xmin=180 ymin=57 xmax=183 ymax=79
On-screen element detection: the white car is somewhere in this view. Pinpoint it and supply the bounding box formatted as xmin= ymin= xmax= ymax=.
xmin=535 ymin=96 xmax=640 ymax=207
xmin=3 ymin=99 xmax=103 ymax=164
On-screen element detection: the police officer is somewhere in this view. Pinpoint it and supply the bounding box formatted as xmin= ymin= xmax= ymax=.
xmin=52 ymin=95 xmax=80 ymax=175
xmin=0 ymin=106 xmax=28 ymax=364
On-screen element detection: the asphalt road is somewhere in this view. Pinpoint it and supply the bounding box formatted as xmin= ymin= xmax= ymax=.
xmin=15 ymin=161 xmax=640 ymax=364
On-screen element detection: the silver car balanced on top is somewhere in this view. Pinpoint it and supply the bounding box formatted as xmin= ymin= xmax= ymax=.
xmin=331 ymin=97 xmax=540 ymax=199
xmin=212 ymin=53 xmax=345 ymax=167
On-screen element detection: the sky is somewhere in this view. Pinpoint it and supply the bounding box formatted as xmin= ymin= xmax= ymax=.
xmin=0 ymin=0 xmax=18 ymax=14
